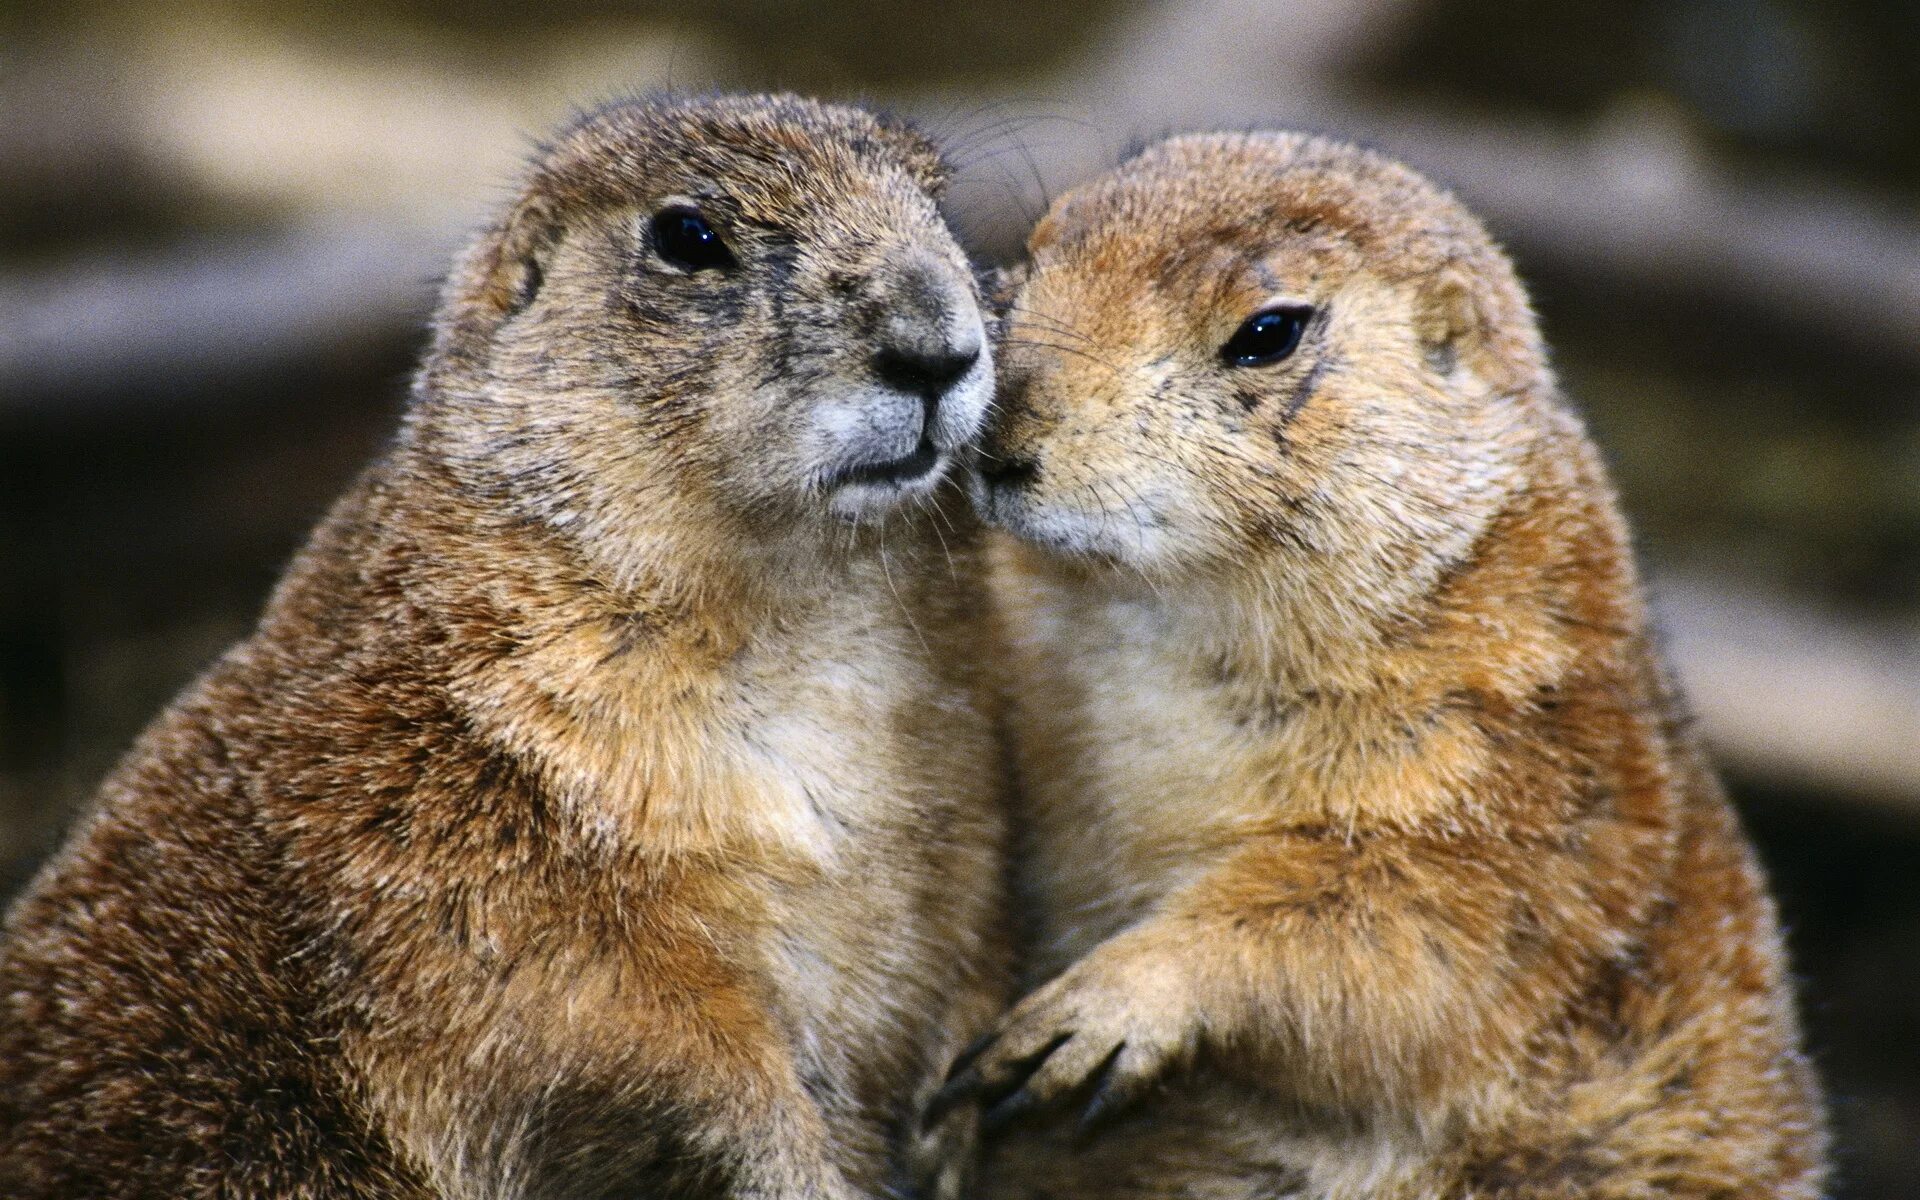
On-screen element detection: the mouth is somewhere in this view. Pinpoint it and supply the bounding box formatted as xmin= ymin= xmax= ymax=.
xmin=971 ymin=473 xmax=1170 ymax=568
xmin=978 ymin=456 xmax=1038 ymax=490
xmin=830 ymin=438 xmax=943 ymax=490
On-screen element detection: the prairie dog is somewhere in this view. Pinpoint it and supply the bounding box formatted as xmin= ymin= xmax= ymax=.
xmin=0 ymin=94 xmax=1007 ymax=1200
xmin=934 ymin=132 xmax=1825 ymax=1199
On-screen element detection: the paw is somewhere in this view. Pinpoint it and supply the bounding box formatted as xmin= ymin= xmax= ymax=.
xmin=923 ymin=937 xmax=1195 ymax=1139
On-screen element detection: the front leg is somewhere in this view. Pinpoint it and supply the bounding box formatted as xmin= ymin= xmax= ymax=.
xmin=927 ymin=923 xmax=1202 ymax=1137
xmin=931 ymin=822 xmax=1652 ymax=1136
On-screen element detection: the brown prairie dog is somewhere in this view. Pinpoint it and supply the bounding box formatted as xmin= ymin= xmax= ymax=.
xmin=0 ymin=94 xmax=1008 ymax=1200
xmin=933 ymin=131 xmax=1826 ymax=1199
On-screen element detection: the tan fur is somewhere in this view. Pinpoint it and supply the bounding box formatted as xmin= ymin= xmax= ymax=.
xmin=0 ymin=94 xmax=1008 ymax=1200
xmin=938 ymin=132 xmax=1825 ymax=1199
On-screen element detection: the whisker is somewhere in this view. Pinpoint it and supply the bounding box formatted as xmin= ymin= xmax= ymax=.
xmin=877 ymin=519 xmax=933 ymax=658
xmin=947 ymin=118 xmax=1056 ymax=168
xmin=919 ymin=495 xmax=960 ymax=581
xmin=1003 ymin=306 xmax=1100 ymax=348
xmin=997 ymin=337 xmax=1124 ymax=377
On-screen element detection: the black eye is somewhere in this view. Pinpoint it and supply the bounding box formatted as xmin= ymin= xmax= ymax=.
xmin=650 ymin=206 xmax=734 ymax=272
xmin=1221 ymin=305 xmax=1311 ymax=367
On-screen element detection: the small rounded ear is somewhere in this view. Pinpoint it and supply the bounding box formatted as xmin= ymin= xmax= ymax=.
xmin=421 ymin=195 xmax=567 ymax=392
xmin=1414 ymin=263 xmax=1481 ymax=378
xmin=478 ymin=195 xmax=564 ymax=319
xmin=867 ymin=114 xmax=949 ymax=194
xmin=1414 ymin=254 xmax=1546 ymax=391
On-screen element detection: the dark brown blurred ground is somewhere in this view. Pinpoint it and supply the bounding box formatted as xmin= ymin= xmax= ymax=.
xmin=3 ymin=0 xmax=1917 ymax=1193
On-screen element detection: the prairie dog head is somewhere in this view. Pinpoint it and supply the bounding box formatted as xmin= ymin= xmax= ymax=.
xmin=422 ymin=93 xmax=991 ymax=553
xmin=980 ymin=132 xmax=1551 ymax=599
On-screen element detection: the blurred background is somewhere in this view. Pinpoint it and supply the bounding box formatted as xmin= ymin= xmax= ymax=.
xmin=2 ymin=0 xmax=1916 ymax=1190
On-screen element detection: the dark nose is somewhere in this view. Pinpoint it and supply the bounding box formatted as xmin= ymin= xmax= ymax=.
xmin=874 ymin=344 xmax=979 ymax=400
xmin=870 ymin=250 xmax=984 ymax=416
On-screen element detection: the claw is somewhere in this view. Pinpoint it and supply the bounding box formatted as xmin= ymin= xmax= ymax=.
xmin=943 ymin=1028 xmax=1000 ymax=1085
xmin=923 ymin=1071 xmax=976 ymax=1131
xmin=924 ymin=1029 xmax=1007 ymax=1129
xmin=1072 ymin=1042 xmax=1130 ymax=1146
xmin=981 ymin=1083 xmax=1041 ymax=1133
xmin=977 ymin=1032 xmax=1074 ymax=1109
xmin=923 ymin=1031 xmax=1072 ymax=1132
xmin=979 ymin=1032 xmax=1077 ymax=1134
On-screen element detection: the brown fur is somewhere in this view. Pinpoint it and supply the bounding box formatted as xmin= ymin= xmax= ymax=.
xmin=935 ymin=132 xmax=1826 ymax=1198
xmin=0 ymin=93 xmax=1009 ymax=1200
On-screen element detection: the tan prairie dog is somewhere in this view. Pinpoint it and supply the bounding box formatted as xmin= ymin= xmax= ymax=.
xmin=0 ymin=94 xmax=1010 ymax=1200
xmin=930 ymin=132 xmax=1827 ymax=1198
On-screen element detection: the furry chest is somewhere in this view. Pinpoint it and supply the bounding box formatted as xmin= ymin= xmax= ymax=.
xmin=717 ymin=651 xmax=990 ymax=1086
xmin=715 ymin=647 xmax=960 ymax=862
xmin=1012 ymin=621 xmax=1273 ymax=974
